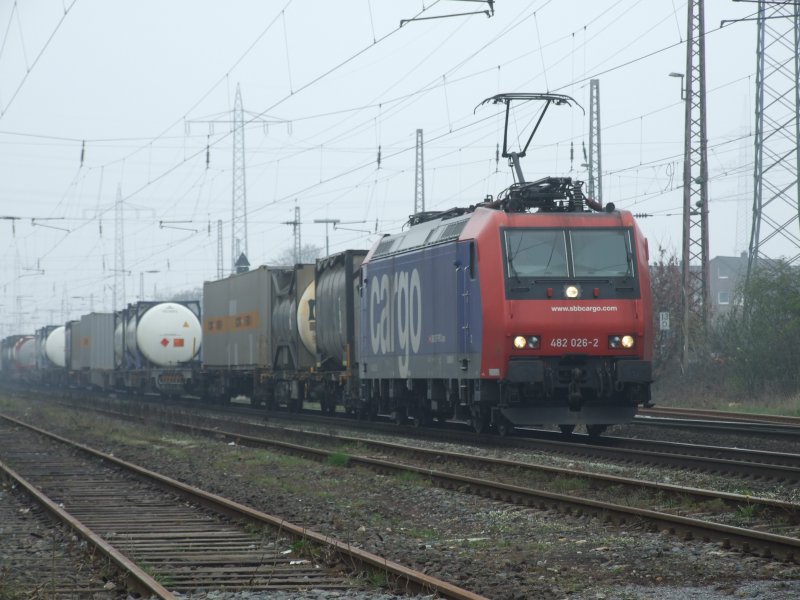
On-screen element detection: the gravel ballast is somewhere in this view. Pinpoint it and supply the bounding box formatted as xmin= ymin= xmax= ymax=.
xmin=1 ymin=395 xmax=799 ymax=599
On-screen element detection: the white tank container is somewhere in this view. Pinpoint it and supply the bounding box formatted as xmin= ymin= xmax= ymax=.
xmin=14 ymin=336 xmax=36 ymax=369
xmin=297 ymin=280 xmax=316 ymax=355
xmin=114 ymin=319 xmax=124 ymax=367
xmin=126 ymin=313 xmax=138 ymax=354
xmin=44 ymin=326 xmax=66 ymax=368
xmin=135 ymin=302 xmax=201 ymax=367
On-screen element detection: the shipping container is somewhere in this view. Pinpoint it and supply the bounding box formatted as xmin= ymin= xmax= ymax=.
xmin=202 ymin=265 xmax=278 ymax=368
xmin=315 ymin=249 xmax=366 ymax=372
xmin=79 ymin=313 xmax=115 ymax=388
xmin=65 ymin=320 xmax=82 ymax=371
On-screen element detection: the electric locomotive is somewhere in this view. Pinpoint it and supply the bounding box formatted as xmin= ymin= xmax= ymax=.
xmin=357 ymin=93 xmax=652 ymax=435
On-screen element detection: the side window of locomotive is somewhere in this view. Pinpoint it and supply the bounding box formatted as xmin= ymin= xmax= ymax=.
xmin=570 ymin=229 xmax=633 ymax=278
xmin=505 ymin=230 xmax=568 ymax=277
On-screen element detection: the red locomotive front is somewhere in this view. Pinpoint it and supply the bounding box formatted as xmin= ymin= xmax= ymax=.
xmin=467 ymin=205 xmax=653 ymax=435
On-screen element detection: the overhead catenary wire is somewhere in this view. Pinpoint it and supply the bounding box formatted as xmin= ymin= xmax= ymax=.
xmin=1 ymin=1 xmax=760 ymax=329
xmin=0 ymin=0 xmax=78 ymax=120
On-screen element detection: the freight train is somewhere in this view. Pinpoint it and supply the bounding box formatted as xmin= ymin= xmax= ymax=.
xmin=0 ymin=93 xmax=653 ymax=436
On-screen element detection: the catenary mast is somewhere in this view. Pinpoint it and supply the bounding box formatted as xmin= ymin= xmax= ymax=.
xmin=680 ymin=0 xmax=710 ymax=372
xmin=747 ymin=1 xmax=800 ymax=274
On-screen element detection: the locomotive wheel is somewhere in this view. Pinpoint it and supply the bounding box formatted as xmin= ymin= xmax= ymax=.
xmin=558 ymin=424 xmax=576 ymax=435
xmin=495 ymin=418 xmax=515 ymax=437
xmin=586 ymin=424 xmax=608 ymax=437
xmin=392 ymin=408 xmax=407 ymax=426
xmin=471 ymin=415 xmax=488 ymax=434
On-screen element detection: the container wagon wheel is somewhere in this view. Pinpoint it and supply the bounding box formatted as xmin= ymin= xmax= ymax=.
xmin=558 ymin=424 xmax=576 ymax=435
xmin=415 ymin=408 xmax=434 ymax=428
xmin=495 ymin=417 xmax=515 ymax=437
xmin=392 ymin=407 xmax=407 ymax=426
xmin=586 ymin=424 xmax=608 ymax=437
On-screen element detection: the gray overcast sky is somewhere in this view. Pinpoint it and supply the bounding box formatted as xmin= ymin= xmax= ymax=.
xmin=0 ymin=0 xmax=764 ymax=334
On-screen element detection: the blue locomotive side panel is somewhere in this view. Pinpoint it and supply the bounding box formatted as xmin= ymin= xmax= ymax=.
xmin=359 ymin=239 xmax=482 ymax=380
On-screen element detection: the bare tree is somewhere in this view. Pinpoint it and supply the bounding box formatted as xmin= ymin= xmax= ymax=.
xmin=649 ymin=246 xmax=683 ymax=379
xmin=271 ymin=244 xmax=322 ymax=267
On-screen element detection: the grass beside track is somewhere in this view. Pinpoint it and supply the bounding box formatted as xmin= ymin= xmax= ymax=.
xmin=651 ymin=380 xmax=800 ymax=417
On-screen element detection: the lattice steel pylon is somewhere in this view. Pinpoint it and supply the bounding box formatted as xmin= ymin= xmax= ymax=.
xmin=587 ymin=79 xmax=602 ymax=206
xmin=114 ymin=184 xmax=126 ymax=313
xmin=680 ymin=0 xmax=710 ymax=372
xmin=232 ymin=83 xmax=248 ymax=272
xmin=747 ymin=1 xmax=800 ymax=275
xmin=414 ymin=129 xmax=425 ymax=214
xmin=216 ymin=219 xmax=223 ymax=280
xmin=283 ymin=203 xmax=301 ymax=265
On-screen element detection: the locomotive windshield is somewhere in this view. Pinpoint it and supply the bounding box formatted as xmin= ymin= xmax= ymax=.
xmin=504 ymin=228 xmax=634 ymax=280
xmin=505 ymin=230 xmax=569 ymax=277
xmin=570 ymin=230 xmax=632 ymax=277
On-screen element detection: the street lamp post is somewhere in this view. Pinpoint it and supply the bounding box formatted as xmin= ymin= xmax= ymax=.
xmin=139 ymin=270 xmax=160 ymax=301
xmin=313 ymin=219 xmax=340 ymax=257
xmin=669 ymin=72 xmax=686 ymax=100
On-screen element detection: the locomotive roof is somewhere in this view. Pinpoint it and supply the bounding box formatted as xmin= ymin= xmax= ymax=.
xmin=369 ymin=202 xmax=636 ymax=262
xmin=371 ymin=213 xmax=471 ymax=260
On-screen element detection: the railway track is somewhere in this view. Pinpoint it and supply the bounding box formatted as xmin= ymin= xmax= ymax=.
xmin=511 ymin=432 xmax=800 ymax=482
xmin=0 ymin=413 xmax=487 ymax=599
xmin=31 ymin=397 xmax=800 ymax=564
xmin=232 ymin=405 xmax=800 ymax=483
xmin=47 ymin=392 xmax=800 ymax=484
xmin=640 ymin=406 xmax=800 ymax=426
xmin=634 ymin=406 xmax=800 ymax=437
xmin=0 ymin=479 xmax=121 ymax=598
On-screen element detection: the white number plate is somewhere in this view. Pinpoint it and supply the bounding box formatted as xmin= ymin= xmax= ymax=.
xmin=549 ymin=337 xmax=599 ymax=349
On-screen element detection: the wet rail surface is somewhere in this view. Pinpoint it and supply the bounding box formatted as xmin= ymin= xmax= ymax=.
xmin=55 ymin=392 xmax=800 ymax=481
xmin=0 ymin=419 xmax=351 ymax=596
xmin=34 ymin=397 xmax=800 ymax=564
xmin=639 ymin=406 xmax=800 ymax=427
xmin=0 ymin=479 xmax=122 ymax=598
xmin=0 ymin=413 xmax=487 ymax=600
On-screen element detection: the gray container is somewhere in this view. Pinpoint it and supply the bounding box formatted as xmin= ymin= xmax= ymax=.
xmin=202 ymin=266 xmax=277 ymax=368
xmin=65 ymin=320 xmax=82 ymax=371
xmin=315 ymin=250 xmax=366 ymax=371
xmin=79 ymin=313 xmax=115 ymax=370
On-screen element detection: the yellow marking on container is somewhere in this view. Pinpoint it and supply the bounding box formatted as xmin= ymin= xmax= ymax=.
xmin=204 ymin=311 xmax=260 ymax=334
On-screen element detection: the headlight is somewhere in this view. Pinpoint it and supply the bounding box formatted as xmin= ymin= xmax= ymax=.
xmin=565 ymin=285 xmax=580 ymax=299
xmin=609 ymin=335 xmax=636 ymax=349
xmin=513 ymin=335 xmax=540 ymax=350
